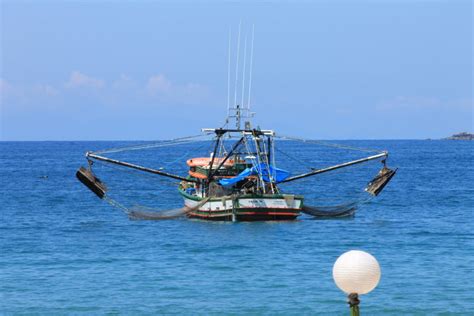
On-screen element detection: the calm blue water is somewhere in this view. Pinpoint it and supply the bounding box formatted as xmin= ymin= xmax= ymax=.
xmin=1 ymin=140 xmax=473 ymax=315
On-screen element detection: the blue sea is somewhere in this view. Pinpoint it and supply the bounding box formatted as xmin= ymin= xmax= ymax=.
xmin=1 ymin=140 xmax=473 ymax=315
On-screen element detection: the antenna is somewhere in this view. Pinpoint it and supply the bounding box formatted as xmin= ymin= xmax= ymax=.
xmin=241 ymin=33 xmax=247 ymax=115
xmin=233 ymin=21 xmax=241 ymax=116
xmin=247 ymin=25 xmax=254 ymax=112
xmin=224 ymin=22 xmax=255 ymax=130
xmin=226 ymin=27 xmax=232 ymax=120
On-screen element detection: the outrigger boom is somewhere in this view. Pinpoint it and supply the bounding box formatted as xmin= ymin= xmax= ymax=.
xmin=86 ymin=152 xmax=198 ymax=183
xmin=281 ymin=152 xmax=389 ymax=183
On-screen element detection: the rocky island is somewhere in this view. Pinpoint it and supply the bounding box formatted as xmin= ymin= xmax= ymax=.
xmin=444 ymin=132 xmax=474 ymax=140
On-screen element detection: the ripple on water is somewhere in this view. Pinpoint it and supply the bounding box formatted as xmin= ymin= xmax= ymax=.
xmin=1 ymin=140 xmax=473 ymax=314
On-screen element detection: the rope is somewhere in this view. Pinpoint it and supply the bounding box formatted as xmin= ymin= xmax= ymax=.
xmin=260 ymin=137 xmax=276 ymax=193
xmin=89 ymin=137 xmax=211 ymax=186
xmin=92 ymin=159 xmax=178 ymax=186
xmin=164 ymin=140 xmax=210 ymax=166
xmin=94 ymin=139 xmax=203 ymax=155
xmin=104 ymin=196 xmax=130 ymax=215
xmin=128 ymin=197 xmax=210 ymax=220
xmin=104 ymin=195 xmax=211 ymax=220
xmin=276 ymin=135 xmax=383 ymax=154
xmin=243 ymin=137 xmax=265 ymax=191
xmin=274 ymin=146 xmax=314 ymax=170
xmin=93 ymin=134 xmax=208 ymax=155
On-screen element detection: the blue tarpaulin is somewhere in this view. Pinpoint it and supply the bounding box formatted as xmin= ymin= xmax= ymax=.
xmin=219 ymin=163 xmax=290 ymax=187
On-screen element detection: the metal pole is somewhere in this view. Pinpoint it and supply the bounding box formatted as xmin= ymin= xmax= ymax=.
xmin=208 ymin=137 xmax=244 ymax=180
xmin=350 ymin=305 xmax=360 ymax=316
xmin=281 ymin=152 xmax=388 ymax=183
xmin=348 ymin=293 xmax=360 ymax=316
xmin=86 ymin=152 xmax=196 ymax=183
xmin=207 ymin=135 xmax=222 ymax=178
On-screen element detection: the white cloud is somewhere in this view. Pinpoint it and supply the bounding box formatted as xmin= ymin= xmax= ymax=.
xmin=144 ymin=74 xmax=210 ymax=105
xmin=34 ymin=84 xmax=59 ymax=97
xmin=0 ymin=78 xmax=13 ymax=97
xmin=2 ymin=73 xmax=212 ymax=109
xmin=2 ymin=80 xmax=59 ymax=99
xmin=65 ymin=71 xmax=104 ymax=89
xmin=113 ymin=74 xmax=131 ymax=86
xmin=146 ymin=74 xmax=172 ymax=95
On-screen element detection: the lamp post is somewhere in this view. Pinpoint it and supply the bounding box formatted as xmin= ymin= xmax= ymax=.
xmin=332 ymin=250 xmax=381 ymax=316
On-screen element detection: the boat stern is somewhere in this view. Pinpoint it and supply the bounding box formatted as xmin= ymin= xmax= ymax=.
xmin=178 ymin=188 xmax=303 ymax=221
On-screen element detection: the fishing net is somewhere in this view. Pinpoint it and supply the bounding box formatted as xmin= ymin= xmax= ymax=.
xmin=76 ymin=138 xmax=214 ymax=219
xmin=272 ymin=138 xmax=396 ymax=218
xmin=301 ymin=202 xmax=357 ymax=218
xmin=127 ymin=198 xmax=210 ymax=220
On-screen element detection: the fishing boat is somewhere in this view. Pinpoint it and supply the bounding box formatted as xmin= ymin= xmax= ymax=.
xmin=76 ymin=26 xmax=396 ymax=221
xmin=77 ymin=108 xmax=396 ymax=221
xmin=178 ymin=126 xmax=303 ymax=221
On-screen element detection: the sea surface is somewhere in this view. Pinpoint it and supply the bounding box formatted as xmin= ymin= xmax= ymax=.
xmin=1 ymin=140 xmax=473 ymax=315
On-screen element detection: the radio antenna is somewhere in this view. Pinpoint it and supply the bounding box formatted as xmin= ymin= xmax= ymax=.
xmin=241 ymin=33 xmax=247 ymax=115
xmin=247 ymin=25 xmax=255 ymax=111
xmin=233 ymin=21 xmax=241 ymax=111
xmin=226 ymin=27 xmax=232 ymax=120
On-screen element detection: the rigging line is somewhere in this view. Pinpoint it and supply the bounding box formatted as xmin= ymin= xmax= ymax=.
xmin=270 ymin=139 xmax=280 ymax=194
xmin=87 ymin=152 xmax=197 ymax=182
xmin=218 ymin=137 xmax=229 ymax=157
xmin=303 ymin=189 xmax=375 ymax=206
xmin=247 ymin=24 xmax=254 ymax=111
xmin=276 ymin=159 xmax=361 ymax=186
xmin=92 ymin=159 xmax=181 ymax=187
xmin=275 ymin=135 xmax=383 ymax=154
xmin=260 ymin=136 xmax=275 ymax=193
xmin=274 ymin=146 xmax=314 ymax=170
xmin=234 ymin=21 xmax=242 ymax=112
xmin=164 ymin=140 xmax=210 ymax=166
xmin=92 ymin=134 xmax=208 ymax=155
xmin=93 ymin=139 xmax=204 ymax=155
xmin=281 ymin=152 xmax=387 ymax=183
xmin=209 ymin=136 xmax=244 ymax=180
xmin=243 ymin=137 xmax=258 ymax=168
xmin=243 ymin=136 xmax=265 ymax=190
xmin=251 ymin=134 xmax=266 ymax=193
xmin=207 ymin=135 xmax=222 ymax=181
xmin=241 ymin=33 xmax=247 ymax=114
xmin=260 ymin=136 xmax=273 ymax=178
xmin=104 ymin=196 xmax=130 ymax=214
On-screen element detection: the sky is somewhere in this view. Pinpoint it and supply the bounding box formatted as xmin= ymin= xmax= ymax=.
xmin=0 ymin=0 xmax=472 ymax=140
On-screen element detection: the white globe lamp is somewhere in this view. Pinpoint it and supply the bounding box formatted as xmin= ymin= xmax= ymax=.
xmin=333 ymin=250 xmax=381 ymax=315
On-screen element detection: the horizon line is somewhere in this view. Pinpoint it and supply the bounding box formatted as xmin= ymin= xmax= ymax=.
xmin=0 ymin=138 xmax=470 ymax=142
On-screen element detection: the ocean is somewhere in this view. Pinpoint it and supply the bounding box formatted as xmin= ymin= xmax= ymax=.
xmin=1 ymin=140 xmax=473 ymax=315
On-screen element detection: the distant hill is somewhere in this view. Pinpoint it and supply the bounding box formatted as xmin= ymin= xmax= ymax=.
xmin=444 ymin=132 xmax=474 ymax=140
